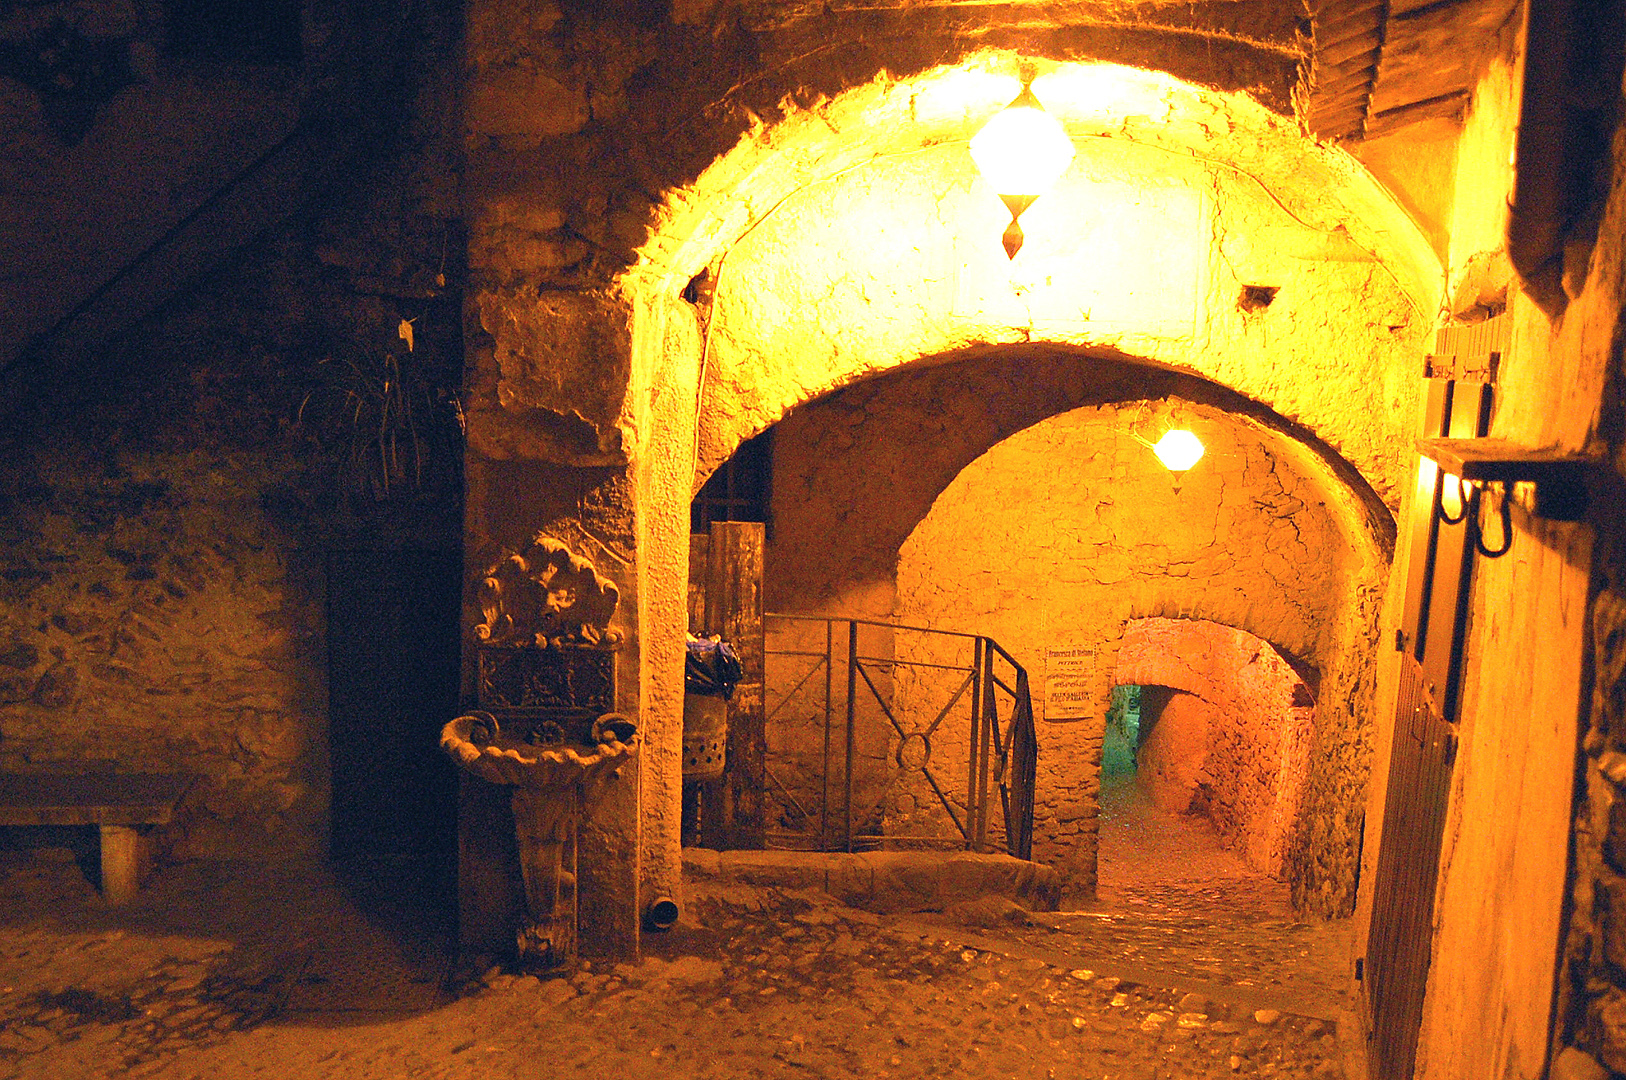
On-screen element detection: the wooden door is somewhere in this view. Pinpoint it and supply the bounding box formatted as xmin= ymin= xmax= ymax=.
xmin=1365 ymin=364 xmax=1492 ymax=1078
xmin=326 ymin=549 xmax=462 ymax=861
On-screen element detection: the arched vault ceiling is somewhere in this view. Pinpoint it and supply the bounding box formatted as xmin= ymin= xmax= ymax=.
xmin=628 ymin=59 xmax=1442 ymax=513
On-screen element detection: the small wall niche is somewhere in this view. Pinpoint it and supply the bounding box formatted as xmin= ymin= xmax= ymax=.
xmin=1239 ymin=285 xmax=1280 ymax=312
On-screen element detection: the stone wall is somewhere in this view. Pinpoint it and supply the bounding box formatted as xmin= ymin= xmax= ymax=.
xmin=0 ymin=0 xmax=466 ymax=861
xmin=0 ymin=436 xmax=327 ymax=857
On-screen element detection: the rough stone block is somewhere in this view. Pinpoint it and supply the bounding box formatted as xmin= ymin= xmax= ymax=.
xmin=867 ymin=852 xmax=945 ymax=912
xmin=1598 ymin=989 xmax=1626 ymax=1074
xmin=466 ymin=67 xmax=587 ymax=138
xmin=468 ymin=290 xmax=632 ymax=463
xmin=682 ymin=847 xmax=721 ymax=878
xmin=718 ymin=850 xmax=825 ymax=890
xmin=31 ymin=663 xmax=80 ymax=708
xmin=1552 ymin=1046 xmax=1609 ymax=1080
xmin=821 ymin=852 xmax=874 ymax=904
xmin=99 ymin=825 xmax=144 ymax=906
xmin=941 ymin=852 xmax=1063 ymax=910
xmin=467 ymin=0 xmax=562 ymax=64
xmin=1600 ymin=874 xmax=1626 ymax=974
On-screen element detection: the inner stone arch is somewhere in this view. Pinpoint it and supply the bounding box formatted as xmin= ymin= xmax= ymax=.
xmin=727 ymin=347 xmax=1385 ymax=912
xmin=882 ymin=397 xmax=1380 ymax=909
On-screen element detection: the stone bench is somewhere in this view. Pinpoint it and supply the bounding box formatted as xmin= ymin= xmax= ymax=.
xmin=0 ymin=773 xmax=196 ymax=905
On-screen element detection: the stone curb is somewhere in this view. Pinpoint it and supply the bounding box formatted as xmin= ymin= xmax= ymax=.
xmin=682 ymin=848 xmax=1063 ymax=913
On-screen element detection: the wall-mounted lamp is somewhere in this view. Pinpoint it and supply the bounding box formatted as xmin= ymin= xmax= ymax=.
xmin=969 ymin=67 xmax=1076 ymax=258
xmin=1418 ymin=436 xmax=1598 ymax=558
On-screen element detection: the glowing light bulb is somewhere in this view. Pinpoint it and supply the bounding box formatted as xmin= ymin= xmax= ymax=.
xmin=1153 ymin=430 xmax=1205 ymax=474
xmin=969 ymin=88 xmax=1076 ymax=198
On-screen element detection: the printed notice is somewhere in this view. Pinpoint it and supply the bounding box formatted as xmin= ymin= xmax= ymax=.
xmin=1045 ymin=645 xmax=1093 ymax=722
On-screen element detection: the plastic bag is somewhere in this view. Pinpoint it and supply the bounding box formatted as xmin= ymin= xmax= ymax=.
xmin=685 ymin=634 xmax=743 ymax=699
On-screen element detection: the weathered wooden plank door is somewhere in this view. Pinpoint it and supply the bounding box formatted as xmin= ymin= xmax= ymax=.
xmin=1365 ymin=341 xmax=1496 ymax=1078
xmin=1366 ymin=654 xmax=1456 ymax=1080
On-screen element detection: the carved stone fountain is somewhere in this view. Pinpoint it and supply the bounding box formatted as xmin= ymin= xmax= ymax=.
xmin=442 ymin=534 xmax=633 ymax=970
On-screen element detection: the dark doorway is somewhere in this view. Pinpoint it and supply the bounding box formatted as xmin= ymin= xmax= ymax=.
xmin=326 ymin=550 xmax=462 ymax=862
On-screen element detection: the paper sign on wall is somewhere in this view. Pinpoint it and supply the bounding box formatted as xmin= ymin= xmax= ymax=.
xmin=1045 ymin=645 xmax=1094 ymax=722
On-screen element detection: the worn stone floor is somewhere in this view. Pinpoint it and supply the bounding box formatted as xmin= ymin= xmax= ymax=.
xmin=0 ymin=818 xmax=1356 ymax=1080
xmin=1061 ymin=775 xmax=1354 ymax=1015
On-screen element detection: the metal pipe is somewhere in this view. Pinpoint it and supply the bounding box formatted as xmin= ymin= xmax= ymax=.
xmin=822 ymin=618 xmax=833 ymax=849
xmin=846 ymin=620 xmax=858 ymax=853
xmin=643 ymin=897 xmax=680 ymax=932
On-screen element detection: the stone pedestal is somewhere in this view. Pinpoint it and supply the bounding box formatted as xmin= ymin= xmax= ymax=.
xmin=510 ymin=784 xmax=579 ymax=967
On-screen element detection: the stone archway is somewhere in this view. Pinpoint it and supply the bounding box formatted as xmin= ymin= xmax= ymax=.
xmin=461 ymin=53 xmax=1438 ymax=934
xmin=886 ymin=398 xmax=1384 ymax=911
xmin=1109 ymin=617 xmax=1316 ymax=884
xmin=612 ymin=60 xmax=1431 ymax=915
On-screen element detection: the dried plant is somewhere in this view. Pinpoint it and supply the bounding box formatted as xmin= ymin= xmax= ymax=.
xmin=296 ymin=330 xmax=462 ymax=501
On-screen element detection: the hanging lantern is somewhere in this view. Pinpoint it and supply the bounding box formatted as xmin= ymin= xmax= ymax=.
xmin=969 ymin=71 xmax=1076 ymax=258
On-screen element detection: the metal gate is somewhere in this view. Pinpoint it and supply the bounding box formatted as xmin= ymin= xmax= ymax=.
xmin=760 ymin=614 xmax=1037 ymax=858
xmin=1365 ymin=654 xmax=1457 ymax=1080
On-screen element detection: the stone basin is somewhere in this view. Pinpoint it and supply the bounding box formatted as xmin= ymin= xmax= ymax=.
xmin=439 ymin=713 xmax=635 ymax=790
xmin=441 ymin=711 xmax=637 ymax=970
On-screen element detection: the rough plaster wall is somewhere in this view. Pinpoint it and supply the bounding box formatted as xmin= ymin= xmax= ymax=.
xmin=0 ymin=2 xmax=303 ymax=364
xmin=1353 ymin=117 xmax=1461 ymax=265
xmin=764 ymin=351 xmax=1392 ymax=622
xmin=693 ymin=128 xmax=1429 ymax=515
xmin=632 ymin=290 xmax=705 ymax=912
xmin=886 ymin=403 xmax=1372 ymax=901
xmin=1135 ymin=693 xmax=1213 ymax=812
xmin=1115 ymin=617 xmax=1313 ymax=876
xmin=1443 ymin=51 xmax=1522 ymax=313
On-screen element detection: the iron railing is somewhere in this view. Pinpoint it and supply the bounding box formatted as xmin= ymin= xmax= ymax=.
xmin=761 ymin=614 xmax=1037 ymax=859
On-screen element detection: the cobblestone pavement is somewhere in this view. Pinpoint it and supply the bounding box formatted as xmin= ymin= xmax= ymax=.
xmin=0 ymin=843 xmax=1354 ymax=1080
xmin=1058 ymin=777 xmax=1355 ymax=1017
